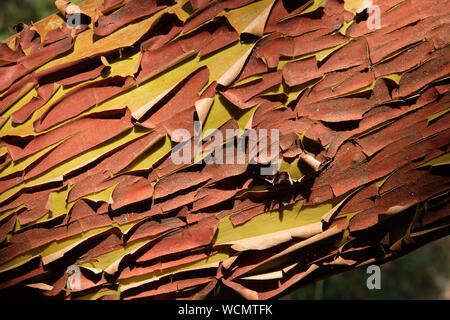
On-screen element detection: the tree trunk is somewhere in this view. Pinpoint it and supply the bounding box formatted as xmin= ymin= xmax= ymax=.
xmin=0 ymin=0 xmax=448 ymax=300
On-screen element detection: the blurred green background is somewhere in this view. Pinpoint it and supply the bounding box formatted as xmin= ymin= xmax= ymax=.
xmin=282 ymin=236 xmax=449 ymax=300
xmin=0 ymin=0 xmax=83 ymax=41
xmin=0 ymin=0 xmax=449 ymax=300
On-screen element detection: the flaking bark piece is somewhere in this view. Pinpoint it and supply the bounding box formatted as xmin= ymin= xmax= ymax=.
xmin=0 ymin=256 xmax=44 ymax=290
xmin=365 ymin=16 xmax=444 ymax=64
xmin=393 ymin=46 xmax=450 ymax=98
xmin=11 ymin=83 xmax=59 ymax=125
xmin=67 ymin=198 xmax=97 ymax=224
xmin=76 ymin=233 xmax=123 ymax=264
xmin=319 ymin=38 xmax=369 ymax=73
xmin=0 ymin=214 xmax=16 ymax=243
xmin=11 ymin=58 xmax=111 ymax=124
xmin=282 ymin=57 xmax=322 ymax=87
xmin=183 ymin=0 xmax=257 ymax=33
xmin=125 ymin=217 xmax=186 ymax=243
xmin=297 ymin=97 xmax=372 ymax=122
xmin=111 ymin=176 xmax=153 ymax=210
xmin=24 ymin=108 xmax=133 ymax=181
xmin=0 ymin=35 xmax=74 ymax=93
xmin=373 ymin=41 xmax=433 ymax=78
xmin=94 ymin=0 xmax=173 ymax=37
xmin=192 ymin=187 xmax=240 ymax=213
xmin=135 ymin=216 xmax=219 ymax=263
xmin=220 ymin=71 xmax=282 ymax=109
xmin=34 ymin=76 xmax=134 ymax=132
xmin=154 ymin=171 xmax=211 ymax=199
xmin=0 ymin=77 xmax=37 ymax=115
xmin=139 ymin=67 xmax=209 ymax=127
xmin=102 ymin=0 xmax=127 ymax=13
xmin=0 ymin=187 xmax=59 ymax=225
xmin=293 ymin=29 xmax=347 ymax=57
xmin=0 ymin=43 xmax=25 ymax=66
xmin=66 ymin=131 xmax=164 ymax=202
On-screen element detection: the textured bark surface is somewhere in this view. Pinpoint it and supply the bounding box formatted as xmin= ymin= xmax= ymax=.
xmin=0 ymin=0 xmax=449 ymax=299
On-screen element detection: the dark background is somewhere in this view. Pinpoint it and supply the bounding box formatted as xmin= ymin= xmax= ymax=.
xmin=0 ymin=0 xmax=449 ymax=300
